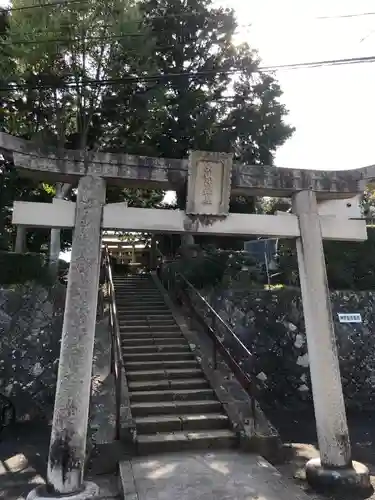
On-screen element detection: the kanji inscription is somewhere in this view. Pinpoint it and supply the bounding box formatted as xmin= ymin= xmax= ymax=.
xmin=186 ymin=151 xmax=233 ymax=216
xmin=202 ymin=162 xmax=214 ymax=205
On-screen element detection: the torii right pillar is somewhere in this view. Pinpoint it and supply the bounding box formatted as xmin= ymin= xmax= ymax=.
xmin=293 ymin=190 xmax=370 ymax=493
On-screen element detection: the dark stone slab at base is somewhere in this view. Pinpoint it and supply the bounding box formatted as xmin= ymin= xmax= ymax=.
xmin=306 ymin=458 xmax=371 ymax=494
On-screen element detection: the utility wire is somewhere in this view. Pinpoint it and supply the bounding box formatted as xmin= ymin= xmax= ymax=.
xmin=1 ymin=0 xmax=90 ymax=13
xmin=317 ymin=12 xmax=375 ymax=19
xmin=1 ymin=55 xmax=375 ymax=91
xmin=0 ymin=32 xmax=150 ymax=45
xmin=3 ymin=0 xmax=375 ymax=22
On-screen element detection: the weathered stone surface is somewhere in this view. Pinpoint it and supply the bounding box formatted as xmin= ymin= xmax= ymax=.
xmin=47 ymin=175 xmax=106 ymax=495
xmin=186 ymin=151 xmax=232 ymax=215
xmin=0 ymin=131 xmax=371 ymax=197
xmin=191 ymin=287 xmax=375 ymax=411
xmin=0 ymin=283 xmax=65 ymax=421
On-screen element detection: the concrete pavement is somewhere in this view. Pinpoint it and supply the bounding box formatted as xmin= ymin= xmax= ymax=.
xmin=119 ymin=451 xmax=311 ymax=500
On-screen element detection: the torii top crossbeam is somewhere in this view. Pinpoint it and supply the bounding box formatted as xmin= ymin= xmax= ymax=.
xmin=1 ymin=132 xmax=374 ymax=199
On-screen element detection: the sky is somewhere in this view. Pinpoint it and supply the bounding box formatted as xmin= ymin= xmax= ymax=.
xmin=220 ymin=0 xmax=375 ymax=171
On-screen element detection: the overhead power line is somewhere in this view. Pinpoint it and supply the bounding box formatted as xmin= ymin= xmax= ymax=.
xmin=3 ymin=0 xmax=375 ymax=23
xmin=1 ymin=0 xmax=90 ymax=13
xmin=1 ymin=54 xmax=374 ymax=92
xmin=260 ymin=55 xmax=375 ymax=71
xmin=317 ymin=12 xmax=375 ymax=19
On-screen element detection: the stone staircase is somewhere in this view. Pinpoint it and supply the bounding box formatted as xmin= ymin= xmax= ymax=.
xmin=113 ymin=273 xmax=238 ymax=454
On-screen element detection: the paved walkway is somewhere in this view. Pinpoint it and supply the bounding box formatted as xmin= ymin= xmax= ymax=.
xmin=119 ymin=451 xmax=310 ymax=500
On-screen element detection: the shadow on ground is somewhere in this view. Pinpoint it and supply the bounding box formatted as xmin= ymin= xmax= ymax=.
xmin=267 ymin=408 xmax=375 ymax=500
xmin=0 ymin=422 xmax=49 ymax=499
xmin=0 ymin=422 xmax=120 ymax=500
xmin=2 ymin=411 xmax=375 ymax=500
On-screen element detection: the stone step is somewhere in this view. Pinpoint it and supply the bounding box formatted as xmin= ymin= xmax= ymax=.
xmin=131 ymin=399 xmax=222 ymax=417
xmin=117 ymin=311 xmax=172 ymax=317
xmin=117 ymin=309 xmax=170 ymax=316
xmin=116 ymin=292 xmax=165 ymax=298
xmin=116 ymin=303 xmax=168 ymax=309
xmin=120 ymin=330 xmax=182 ymax=337
xmin=129 ymin=388 xmax=215 ymax=403
xmin=120 ymin=330 xmax=183 ymax=338
xmin=128 ymin=378 xmax=209 ymax=392
xmin=115 ymin=286 xmax=158 ymax=290
xmin=136 ymin=430 xmax=237 ymax=454
xmin=123 ymin=353 xmax=194 ymax=365
xmin=119 ymin=324 xmax=181 ymax=332
xmin=113 ymin=276 xmax=151 ymax=280
xmin=116 ymin=295 xmax=160 ymax=299
xmin=121 ymin=336 xmax=185 ymax=346
xmin=115 ymin=284 xmax=156 ymax=288
xmin=115 ymin=280 xmax=153 ymax=282
xmin=114 ymin=284 xmax=153 ymax=288
xmin=124 ymin=359 xmax=198 ymax=371
xmin=122 ymin=351 xmax=195 ymax=363
xmin=117 ymin=314 xmax=174 ymax=320
xmin=123 ymin=349 xmax=193 ymax=359
xmin=135 ymin=413 xmax=229 ymax=434
xmin=113 ymin=281 xmax=151 ymax=285
xmin=115 ymin=287 xmax=155 ymax=290
xmin=119 ymin=319 xmax=176 ymax=326
xmin=118 ymin=314 xmax=173 ymax=320
xmin=117 ymin=301 xmax=167 ymax=308
xmin=114 ymin=283 xmax=155 ymax=287
xmin=122 ymin=344 xmax=190 ymax=353
xmin=126 ymin=368 xmax=203 ymax=382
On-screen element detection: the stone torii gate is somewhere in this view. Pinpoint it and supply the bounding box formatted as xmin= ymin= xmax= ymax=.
xmin=0 ymin=131 xmax=373 ymax=498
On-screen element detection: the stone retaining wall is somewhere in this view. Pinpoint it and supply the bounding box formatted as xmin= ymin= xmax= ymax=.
xmin=0 ymin=283 xmax=66 ymax=421
xmin=190 ymin=287 xmax=375 ymax=411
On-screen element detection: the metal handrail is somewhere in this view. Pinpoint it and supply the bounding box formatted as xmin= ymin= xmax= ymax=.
xmin=101 ymin=246 xmax=123 ymax=440
xmin=177 ymin=273 xmax=254 ymax=361
xmin=159 ymin=260 xmax=257 ymax=427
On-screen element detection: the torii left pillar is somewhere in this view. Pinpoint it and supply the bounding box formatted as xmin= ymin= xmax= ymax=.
xmin=27 ymin=175 xmax=106 ymax=500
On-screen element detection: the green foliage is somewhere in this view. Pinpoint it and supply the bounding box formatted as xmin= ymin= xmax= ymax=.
xmin=0 ymin=0 xmax=159 ymax=253
xmin=1 ymin=0 xmax=295 ymax=256
xmin=164 ymin=248 xmax=263 ymax=290
xmin=105 ymin=0 xmax=294 ymax=162
xmin=0 ymin=251 xmax=52 ymax=284
xmin=106 ymin=187 xmax=165 ymax=208
xmin=278 ymin=229 xmax=375 ymax=291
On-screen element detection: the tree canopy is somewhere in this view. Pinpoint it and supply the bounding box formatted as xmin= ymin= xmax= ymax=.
xmin=0 ymin=0 xmax=294 ymax=254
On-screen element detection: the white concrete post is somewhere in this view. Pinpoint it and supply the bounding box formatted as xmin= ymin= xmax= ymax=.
xmin=14 ymin=225 xmax=26 ymax=253
xmin=46 ymin=176 xmax=106 ymax=495
xmin=150 ymin=235 xmax=157 ymax=270
xmin=131 ymin=244 xmax=136 ymax=263
xmin=49 ymin=183 xmax=71 ymax=276
xmin=293 ymin=190 xmax=351 ymax=467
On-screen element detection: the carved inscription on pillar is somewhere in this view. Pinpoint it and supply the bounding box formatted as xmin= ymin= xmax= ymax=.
xmin=186 ymin=151 xmax=233 ymax=216
xmin=202 ymin=161 xmax=214 ymax=205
